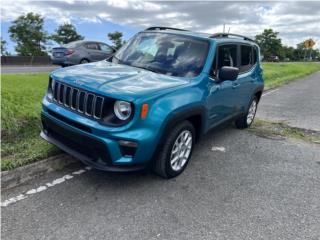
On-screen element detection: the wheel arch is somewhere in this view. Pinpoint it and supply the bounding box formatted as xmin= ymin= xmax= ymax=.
xmin=160 ymin=105 xmax=206 ymax=145
xmin=255 ymin=90 xmax=263 ymax=102
xmin=79 ymin=58 xmax=90 ymax=64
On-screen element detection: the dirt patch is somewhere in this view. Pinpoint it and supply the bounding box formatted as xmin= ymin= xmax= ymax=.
xmin=248 ymin=119 xmax=320 ymax=144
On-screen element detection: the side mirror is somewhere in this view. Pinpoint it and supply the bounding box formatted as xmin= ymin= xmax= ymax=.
xmin=218 ymin=66 xmax=239 ymax=82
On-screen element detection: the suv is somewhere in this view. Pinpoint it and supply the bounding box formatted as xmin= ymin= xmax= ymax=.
xmin=51 ymin=40 xmax=115 ymax=67
xmin=41 ymin=27 xmax=263 ymax=178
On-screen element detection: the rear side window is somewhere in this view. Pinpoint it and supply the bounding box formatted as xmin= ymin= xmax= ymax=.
xmin=211 ymin=44 xmax=237 ymax=78
xmin=85 ymin=43 xmax=99 ymax=50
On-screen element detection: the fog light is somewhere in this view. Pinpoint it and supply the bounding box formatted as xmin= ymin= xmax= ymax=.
xmin=118 ymin=140 xmax=138 ymax=157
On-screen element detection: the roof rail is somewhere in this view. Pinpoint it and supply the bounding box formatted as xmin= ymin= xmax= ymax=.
xmin=210 ymin=33 xmax=255 ymax=42
xmin=145 ymin=26 xmax=188 ymax=32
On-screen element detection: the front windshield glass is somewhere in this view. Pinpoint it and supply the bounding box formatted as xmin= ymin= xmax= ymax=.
xmin=110 ymin=32 xmax=209 ymax=77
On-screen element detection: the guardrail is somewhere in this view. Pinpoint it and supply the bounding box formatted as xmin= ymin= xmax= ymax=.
xmin=1 ymin=56 xmax=52 ymax=65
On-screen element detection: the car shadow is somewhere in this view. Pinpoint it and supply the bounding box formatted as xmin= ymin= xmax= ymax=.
xmin=76 ymin=122 xmax=238 ymax=188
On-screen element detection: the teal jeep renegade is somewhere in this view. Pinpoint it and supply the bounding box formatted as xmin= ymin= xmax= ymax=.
xmin=41 ymin=27 xmax=264 ymax=178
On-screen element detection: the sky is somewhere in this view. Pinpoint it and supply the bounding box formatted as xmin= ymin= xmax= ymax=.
xmin=1 ymin=0 xmax=320 ymax=54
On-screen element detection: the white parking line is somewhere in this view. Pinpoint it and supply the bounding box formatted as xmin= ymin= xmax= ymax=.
xmin=262 ymin=89 xmax=279 ymax=97
xmin=1 ymin=166 xmax=92 ymax=207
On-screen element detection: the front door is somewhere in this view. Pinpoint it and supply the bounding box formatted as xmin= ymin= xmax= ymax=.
xmin=207 ymin=43 xmax=242 ymax=128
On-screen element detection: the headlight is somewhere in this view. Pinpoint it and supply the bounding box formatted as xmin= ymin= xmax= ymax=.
xmin=114 ymin=101 xmax=132 ymax=120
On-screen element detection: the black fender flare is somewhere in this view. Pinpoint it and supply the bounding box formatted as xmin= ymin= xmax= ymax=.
xmin=148 ymin=105 xmax=206 ymax=167
xmin=159 ymin=105 xmax=206 ymax=145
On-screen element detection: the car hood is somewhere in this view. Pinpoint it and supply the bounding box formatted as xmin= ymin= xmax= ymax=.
xmin=51 ymin=61 xmax=189 ymax=101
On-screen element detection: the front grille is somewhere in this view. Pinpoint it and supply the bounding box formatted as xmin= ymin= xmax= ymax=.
xmin=52 ymin=81 xmax=105 ymax=119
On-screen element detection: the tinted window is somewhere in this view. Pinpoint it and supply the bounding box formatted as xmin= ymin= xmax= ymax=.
xmin=253 ymin=46 xmax=258 ymax=64
xmin=100 ymin=44 xmax=113 ymax=53
xmin=85 ymin=43 xmax=99 ymax=50
xmin=240 ymin=45 xmax=253 ymax=72
xmin=63 ymin=41 xmax=82 ymax=48
xmin=211 ymin=44 xmax=237 ymax=77
xmin=111 ymin=32 xmax=209 ymax=77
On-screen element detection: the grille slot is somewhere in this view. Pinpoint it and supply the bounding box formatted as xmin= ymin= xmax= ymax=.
xmin=52 ymin=81 xmax=105 ymax=120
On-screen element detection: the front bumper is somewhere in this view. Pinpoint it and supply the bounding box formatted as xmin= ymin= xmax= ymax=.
xmin=41 ymin=112 xmax=148 ymax=172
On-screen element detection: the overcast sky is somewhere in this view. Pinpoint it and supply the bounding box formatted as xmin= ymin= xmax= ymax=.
xmin=1 ymin=0 xmax=320 ymax=53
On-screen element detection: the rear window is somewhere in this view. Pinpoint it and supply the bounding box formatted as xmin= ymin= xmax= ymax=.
xmin=63 ymin=41 xmax=82 ymax=48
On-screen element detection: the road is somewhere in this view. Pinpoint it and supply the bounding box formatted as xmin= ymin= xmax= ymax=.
xmin=257 ymin=71 xmax=320 ymax=131
xmin=1 ymin=65 xmax=59 ymax=74
xmin=2 ymin=73 xmax=320 ymax=240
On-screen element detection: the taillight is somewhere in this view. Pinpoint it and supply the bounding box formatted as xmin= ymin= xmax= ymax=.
xmin=65 ymin=49 xmax=75 ymax=56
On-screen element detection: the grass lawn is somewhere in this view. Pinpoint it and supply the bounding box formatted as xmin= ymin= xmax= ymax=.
xmin=1 ymin=62 xmax=320 ymax=171
xmin=262 ymin=62 xmax=320 ymax=89
xmin=1 ymin=73 xmax=60 ymax=171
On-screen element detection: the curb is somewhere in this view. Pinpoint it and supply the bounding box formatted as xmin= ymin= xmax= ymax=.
xmin=1 ymin=154 xmax=77 ymax=190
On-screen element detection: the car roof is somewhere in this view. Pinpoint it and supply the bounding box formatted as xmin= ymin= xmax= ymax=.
xmin=142 ymin=27 xmax=258 ymax=46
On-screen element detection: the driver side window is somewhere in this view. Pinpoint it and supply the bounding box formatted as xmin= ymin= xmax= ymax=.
xmin=211 ymin=44 xmax=238 ymax=78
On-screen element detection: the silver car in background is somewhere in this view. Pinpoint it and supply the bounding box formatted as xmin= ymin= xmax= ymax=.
xmin=51 ymin=40 xmax=115 ymax=67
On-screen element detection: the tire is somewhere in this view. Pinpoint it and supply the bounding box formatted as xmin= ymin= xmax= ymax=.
xmin=80 ymin=59 xmax=89 ymax=64
xmin=153 ymin=121 xmax=195 ymax=179
xmin=235 ymin=96 xmax=258 ymax=129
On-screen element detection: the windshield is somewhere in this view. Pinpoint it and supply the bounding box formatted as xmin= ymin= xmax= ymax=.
xmin=110 ymin=32 xmax=209 ymax=77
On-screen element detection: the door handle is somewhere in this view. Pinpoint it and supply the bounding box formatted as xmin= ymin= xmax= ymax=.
xmin=232 ymin=83 xmax=240 ymax=89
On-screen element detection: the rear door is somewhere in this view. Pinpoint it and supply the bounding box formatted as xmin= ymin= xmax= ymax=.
xmin=84 ymin=42 xmax=101 ymax=61
xmin=236 ymin=44 xmax=258 ymax=112
xmin=206 ymin=43 xmax=241 ymax=127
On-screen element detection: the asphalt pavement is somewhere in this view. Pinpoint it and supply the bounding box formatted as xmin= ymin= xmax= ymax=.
xmin=257 ymin=71 xmax=320 ymax=131
xmin=2 ymin=72 xmax=320 ymax=240
xmin=2 ymin=127 xmax=319 ymax=240
xmin=1 ymin=65 xmax=59 ymax=74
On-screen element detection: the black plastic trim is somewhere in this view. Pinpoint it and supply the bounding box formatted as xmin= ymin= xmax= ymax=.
xmin=41 ymin=113 xmax=146 ymax=172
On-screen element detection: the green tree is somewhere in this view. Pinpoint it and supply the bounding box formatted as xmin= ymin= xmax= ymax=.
xmin=9 ymin=12 xmax=48 ymax=56
xmin=51 ymin=23 xmax=84 ymax=45
xmin=281 ymin=46 xmax=295 ymax=61
xmin=107 ymin=31 xmax=125 ymax=49
xmin=1 ymin=38 xmax=9 ymax=56
xmin=255 ymin=29 xmax=282 ymax=59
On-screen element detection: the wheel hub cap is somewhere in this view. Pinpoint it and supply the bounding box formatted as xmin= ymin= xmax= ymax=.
xmin=247 ymin=100 xmax=257 ymax=125
xmin=170 ymin=130 xmax=192 ymax=171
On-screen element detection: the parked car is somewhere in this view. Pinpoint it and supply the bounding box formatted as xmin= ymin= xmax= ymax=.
xmin=51 ymin=40 xmax=115 ymax=67
xmin=267 ymin=55 xmax=279 ymax=62
xmin=41 ymin=27 xmax=264 ymax=178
